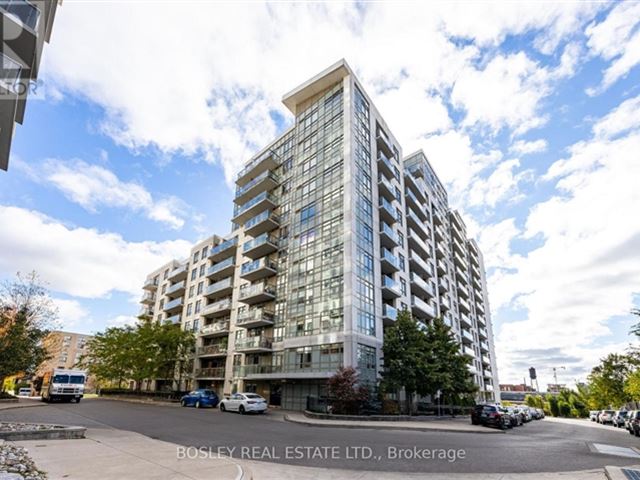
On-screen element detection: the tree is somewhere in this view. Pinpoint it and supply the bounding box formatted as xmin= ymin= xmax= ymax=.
xmin=547 ymin=394 xmax=560 ymax=417
xmin=588 ymin=353 xmax=632 ymax=408
xmin=381 ymin=309 xmax=432 ymax=414
xmin=326 ymin=367 xmax=368 ymax=414
xmin=425 ymin=317 xmax=477 ymax=408
xmin=0 ymin=272 xmax=57 ymax=391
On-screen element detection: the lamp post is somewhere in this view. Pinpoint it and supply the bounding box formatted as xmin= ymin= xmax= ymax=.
xmin=552 ymin=366 xmax=565 ymax=390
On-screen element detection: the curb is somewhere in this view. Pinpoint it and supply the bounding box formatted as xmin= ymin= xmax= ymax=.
xmin=93 ymin=396 xmax=181 ymax=407
xmin=284 ymin=414 xmax=504 ymax=434
xmin=0 ymin=424 xmax=86 ymax=441
xmin=605 ymin=465 xmax=639 ymax=480
xmin=0 ymin=402 xmax=46 ymax=411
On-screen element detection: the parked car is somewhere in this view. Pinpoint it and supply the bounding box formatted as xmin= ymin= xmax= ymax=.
xmin=528 ymin=407 xmax=542 ymax=420
xmin=520 ymin=406 xmax=533 ymax=422
xmin=536 ymin=408 xmax=545 ymax=419
xmin=512 ymin=406 xmax=527 ymax=424
xmin=471 ymin=404 xmax=509 ymax=430
xmin=219 ymin=392 xmax=268 ymax=414
xmin=17 ymin=388 xmax=31 ymax=397
xmin=612 ymin=410 xmax=628 ymax=428
xmin=628 ymin=411 xmax=640 ymax=436
xmin=180 ymin=389 xmax=219 ymax=408
xmin=589 ymin=410 xmax=600 ymax=422
xmin=502 ymin=407 xmax=523 ymax=427
xmin=626 ymin=410 xmax=637 ymax=432
xmin=598 ymin=410 xmax=616 ymax=424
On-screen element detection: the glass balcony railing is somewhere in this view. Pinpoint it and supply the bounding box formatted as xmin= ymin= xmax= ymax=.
xmin=207 ymin=257 xmax=235 ymax=276
xmin=244 ymin=210 xmax=279 ymax=231
xmin=382 ymin=275 xmax=400 ymax=292
xmin=379 ymin=197 xmax=397 ymax=220
xmin=166 ymin=280 xmax=185 ymax=296
xmin=383 ymin=303 xmax=398 ymax=321
xmin=166 ymin=313 xmax=181 ymax=324
xmin=236 ymin=307 xmax=275 ymax=326
xmin=205 ymin=277 xmax=233 ymax=296
xmin=198 ymin=344 xmax=228 ymax=356
xmin=236 ymin=149 xmax=278 ymax=184
xmin=1 ymin=0 xmax=40 ymax=31
xmin=163 ymin=297 xmax=183 ymax=311
xmin=381 ymin=248 xmax=400 ymax=270
xmin=241 ymin=257 xmax=277 ymax=276
xmin=0 ymin=52 xmax=22 ymax=92
xmin=239 ymin=282 xmax=276 ymax=300
xmin=233 ymin=191 xmax=278 ymax=219
xmin=412 ymin=295 xmax=436 ymax=318
xmin=168 ymin=264 xmax=188 ymax=279
xmin=243 ymin=232 xmax=278 ymax=253
xmin=202 ymin=298 xmax=232 ymax=316
xmin=235 ymin=336 xmax=273 ymax=351
xmin=200 ymin=320 xmax=229 ymax=335
xmin=235 ymin=170 xmax=279 ymax=199
xmin=380 ymin=222 xmax=399 ymax=244
xmin=195 ymin=367 xmax=225 ymax=378
xmin=208 ymin=237 xmax=237 ymax=258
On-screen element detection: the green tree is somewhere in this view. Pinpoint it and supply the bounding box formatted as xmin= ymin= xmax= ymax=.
xmin=0 ymin=272 xmax=57 ymax=391
xmin=381 ymin=309 xmax=432 ymax=414
xmin=425 ymin=317 xmax=477 ymax=407
xmin=326 ymin=367 xmax=369 ymax=414
xmin=154 ymin=321 xmax=195 ymax=390
xmin=547 ymin=394 xmax=560 ymax=417
xmin=588 ymin=353 xmax=632 ymax=408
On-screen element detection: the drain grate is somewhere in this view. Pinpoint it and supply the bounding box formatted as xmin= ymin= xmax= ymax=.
xmin=591 ymin=443 xmax=640 ymax=458
xmin=622 ymin=468 xmax=640 ymax=480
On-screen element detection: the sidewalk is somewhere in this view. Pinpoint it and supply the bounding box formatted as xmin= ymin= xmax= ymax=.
xmin=284 ymin=412 xmax=503 ymax=434
xmin=0 ymin=399 xmax=45 ymax=411
xmin=14 ymin=428 xmax=250 ymax=480
xmin=544 ymin=416 xmax=631 ymax=434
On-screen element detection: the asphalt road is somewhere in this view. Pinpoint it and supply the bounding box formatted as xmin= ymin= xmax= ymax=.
xmin=2 ymin=399 xmax=640 ymax=474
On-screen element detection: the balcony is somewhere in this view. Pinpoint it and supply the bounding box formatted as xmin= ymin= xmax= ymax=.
xmin=410 ymin=272 xmax=434 ymax=298
xmin=404 ymin=173 xmax=427 ymax=203
xmin=379 ymin=222 xmax=400 ymax=249
xmin=206 ymin=257 xmax=235 ymax=280
xmin=457 ymin=282 xmax=470 ymax=299
xmin=480 ymin=340 xmax=489 ymax=352
xmin=195 ymin=367 xmax=225 ymax=379
xmin=166 ymin=313 xmax=181 ymax=325
xmin=201 ymin=298 xmax=232 ymax=318
xmin=433 ymin=210 xmax=444 ymax=226
xmin=236 ymin=149 xmax=279 ymax=187
xmin=376 ymin=130 xmax=394 ymax=158
xmin=434 ymin=224 xmax=446 ymax=242
xmin=244 ymin=210 xmax=280 ymax=237
xmin=477 ymin=315 xmax=487 ymax=328
xmin=167 ymin=264 xmax=188 ymax=282
xmin=240 ymin=257 xmax=277 ymax=281
xmin=436 ymin=259 xmax=447 ymax=275
xmin=478 ymin=327 xmax=488 ymax=340
xmin=204 ymin=277 xmax=233 ymax=299
xmin=380 ymin=248 xmax=400 ymax=274
xmin=451 ymin=210 xmax=465 ymax=231
xmin=198 ymin=344 xmax=228 ymax=357
xmin=208 ymin=237 xmax=238 ymax=263
xmin=459 ymin=311 xmax=472 ymax=328
xmin=200 ymin=320 xmax=230 ymax=337
xmin=472 ymin=273 xmax=482 ymax=291
xmin=377 ymin=175 xmax=396 ymax=201
xmin=435 ymin=242 xmax=448 ymax=259
xmin=481 ymin=354 xmax=491 ymax=366
xmin=379 ymin=197 xmax=398 ymax=224
xmin=235 ymin=336 xmax=273 ymax=353
xmin=409 ymin=250 xmax=432 ymax=277
xmin=453 ymin=251 xmax=468 ymax=271
xmin=242 ymin=233 xmax=278 ymax=260
xmin=451 ymin=220 xmax=465 ymax=243
xmin=468 ymin=365 xmax=479 ymax=376
xmin=407 ymin=209 xmax=428 ymax=237
xmin=463 ymin=346 xmax=476 ymax=359
xmin=483 ymin=367 xmax=492 ymax=378
xmin=382 ymin=303 xmax=398 ymax=325
xmin=461 ymin=328 xmax=474 ymax=344
xmin=476 ymin=301 xmax=485 ymax=314
xmin=239 ymin=282 xmax=276 ymax=305
xmin=455 ymin=265 xmax=468 ymax=283
xmin=381 ymin=275 xmax=402 ymax=299
xmin=139 ymin=306 xmax=154 ymax=317
xmin=143 ymin=278 xmax=158 ymax=291
xmin=1 ymin=0 xmax=40 ymax=32
xmin=236 ymin=364 xmax=282 ymax=377
xmin=405 ymin=188 xmax=422 ymax=212
xmin=440 ymin=294 xmax=451 ymax=311
xmin=234 ymin=170 xmax=280 ymax=204
xmin=408 ymin=228 xmax=430 ymax=257
xmin=232 ymin=191 xmax=278 ymax=224
xmin=452 ymin=236 xmax=466 ymax=256
xmin=141 ymin=292 xmax=155 ymax=305
xmin=411 ymin=295 xmax=436 ymax=319
xmin=438 ymin=277 xmax=449 ymax=293
xmin=473 ymin=286 xmax=483 ymax=303
xmin=236 ymin=308 xmax=275 ymax=328
xmin=166 ymin=280 xmax=186 ymax=299
xmin=163 ymin=297 xmax=183 ymax=314
xmin=484 ymin=384 xmax=494 ymax=392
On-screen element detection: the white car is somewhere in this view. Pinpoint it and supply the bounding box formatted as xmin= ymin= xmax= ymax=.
xmin=219 ymin=393 xmax=268 ymax=414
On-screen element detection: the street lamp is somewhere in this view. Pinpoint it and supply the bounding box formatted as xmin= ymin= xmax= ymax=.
xmin=552 ymin=366 xmax=566 ymax=390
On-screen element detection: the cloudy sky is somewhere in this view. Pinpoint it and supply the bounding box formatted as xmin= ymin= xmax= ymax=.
xmin=1 ymin=1 xmax=639 ymax=388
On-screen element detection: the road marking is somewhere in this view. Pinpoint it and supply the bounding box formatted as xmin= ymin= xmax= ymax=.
xmin=590 ymin=443 xmax=640 ymax=458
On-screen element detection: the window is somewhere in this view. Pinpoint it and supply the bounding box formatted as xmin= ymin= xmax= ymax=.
xmin=193 ymin=251 xmax=200 ymax=263
xmin=400 ymin=278 xmax=407 ymax=296
xmin=300 ymin=229 xmax=316 ymax=246
xmin=399 ymin=254 xmax=405 ymax=271
xmin=191 ymin=268 xmax=197 ymax=281
xmin=189 ymin=286 xmax=195 ymax=298
xmin=161 ymin=284 xmax=166 ymax=294
xmin=301 ymin=179 xmax=316 ymax=198
xmin=201 ymin=246 xmax=208 ymax=258
xmin=197 ymin=281 xmax=204 ymax=295
xmin=164 ymin=269 xmax=169 ymax=280
xmin=199 ymin=264 xmax=206 ymax=277
xmin=195 ymin=300 xmax=201 ymax=314
xmin=186 ymin=303 xmax=193 ymax=317
xmin=300 ymin=203 xmax=315 ymax=224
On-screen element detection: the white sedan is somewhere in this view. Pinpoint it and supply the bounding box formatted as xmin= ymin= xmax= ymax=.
xmin=219 ymin=393 xmax=268 ymax=414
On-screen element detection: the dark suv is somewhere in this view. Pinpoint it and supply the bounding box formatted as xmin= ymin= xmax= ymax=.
xmin=471 ymin=404 xmax=509 ymax=430
xmin=628 ymin=410 xmax=640 ymax=436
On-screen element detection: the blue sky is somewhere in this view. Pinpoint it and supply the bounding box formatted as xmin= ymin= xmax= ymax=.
xmin=0 ymin=1 xmax=639 ymax=387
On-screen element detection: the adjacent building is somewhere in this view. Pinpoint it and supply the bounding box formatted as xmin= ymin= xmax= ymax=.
xmin=36 ymin=330 xmax=96 ymax=392
xmin=141 ymin=59 xmax=500 ymax=409
xmin=1 ymin=0 xmax=60 ymax=170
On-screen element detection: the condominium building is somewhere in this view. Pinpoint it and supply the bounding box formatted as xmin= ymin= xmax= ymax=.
xmin=1 ymin=0 xmax=60 ymax=170
xmin=140 ymin=59 xmax=499 ymax=409
xmin=36 ymin=330 xmax=96 ymax=392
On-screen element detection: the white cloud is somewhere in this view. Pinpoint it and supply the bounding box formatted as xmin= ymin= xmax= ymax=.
xmin=43 ymin=159 xmax=188 ymax=230
xmin=510 ymin=139 xmax=548 ymax=156
xmin=40 ymin=2 xmax=601 ymax=183
xmin=52 ymin=298 xmax=90 ymax=331
xmin=468 ymin=159 xmax=534 ymax=208
xmin=0 ymin=205 xmax=191 ymax=298
xmin=486 ymin=97 xmax=640 ymax=383
xmin=586 ymin=2 xmax=640 ymax=94
xmin=592 ymin=95 xmax=640 ymax=140
xmin=106 ymin=315 xmax=138 ymax=328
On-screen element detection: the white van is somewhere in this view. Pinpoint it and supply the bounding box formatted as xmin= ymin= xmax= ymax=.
xmin=17 ymin=387 xmax=31 ymax=397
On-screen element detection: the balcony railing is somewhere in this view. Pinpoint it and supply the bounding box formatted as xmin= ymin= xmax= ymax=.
xmin=207 ymin=257 xmax=235 ymax=277
xmin=200 ymin=320 xmax=229 ymax=335
xmin=195 ymin=367 xmax=225 ymax=378
xmin=379 ymin=197 xmax=398 ymax=223
xmin=463 ymin=346 xmax=476 ymax=358
xmin=381 ymin=248 xmax=400 ymax=270
xmin=208 ymin=237 xmax=237 ymax=260
xmin=166 ymin=280 xmax=186 ymax=296
xmin=380 ymin=222 xmax=400 ymax=246
xmin=410 ymin=272 xmax=434 ymax=297
xmin=205 ymin=277 xmax=233 ymax=296
xmin=240 ymin=257 xmax=277 ymax=277
xmin=244 ymin=210 xmax=279 ymax=234
xmin=236 ymin=307 xmax=275 ymax=327
xmin=235 ymin=149 xmax=279 ymax=185
xmin=383 ymin=303 xmax=398 ymax=321
xmin=198 ymin=344 xmax=228 ymax=356
xmin=238 ymin=283 xmax=276 ymax=301
xmin=163 ymin=297 xmax=183 ymax=311
xmin=201 ymin=298 xmax=232 ymax=316
xmin=411 ymin=295 xmax=436 ymax=318
xmin=235 ymin=336 xmax=273 ymax=351
xmin=242 ymin=232 xmax=278 ymax=256
xmin=233 ymin=191 xmax=278 ymax=220
xmin=235 ymin=170 xmax=279 ymax=200
xmin=166 ymin=313 xmax=181 ymax=325
xmin=234 ymin=364 xmax=281 ymax=376
xmin=168 ymin=264 xmax=188 ymax=280
xmin=1 ymin=0 xmax=40 ymax=31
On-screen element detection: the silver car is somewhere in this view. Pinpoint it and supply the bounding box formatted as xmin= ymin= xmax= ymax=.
xmin=219 ymin=392 xmax=268 ymax=414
